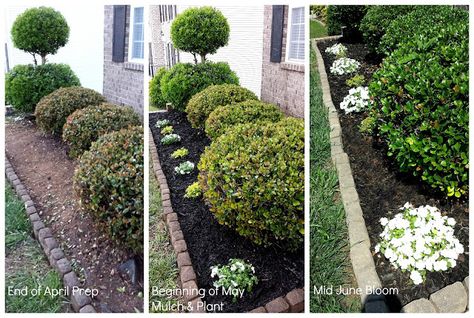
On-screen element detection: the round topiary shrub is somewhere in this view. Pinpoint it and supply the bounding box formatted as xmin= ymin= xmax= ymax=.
xmin=63 ymin=103 xmax=141 ymax=158
xmin=171 ymin=6 xmax=229 ymax=62
xmin=205 ymin=100 xmax=284 ymax=139
xmin=74 ymin=126 xmax=144 ymax=253
xmin=359 ymin=5 xmax=419 ymax=53
xmin=379 ymin=6 xmax=468 ymax=55
xmin=149 ymin=68 xmax=168 ymax=109
xmin=326 ymin=5 xmax=367 ymax=40
xmin=198 ymin=118 xmax=304 ymax=250
xmin=186 ymin=84 xmax=258 ymax=129
xmin=368 ymin=19 xmax=468 ymax=198
xmin=11 ymin=6 xmax=69 ymax=64
xmin=35 ymin=87 xmax=106 ymax=135
xmin=161 ymin=62 xmax=239 ymax=111
xmin=5 ymin=63 xmax=80 ymax=113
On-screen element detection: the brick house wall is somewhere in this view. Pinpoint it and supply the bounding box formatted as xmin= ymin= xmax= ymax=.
xmin=103 ymin=5 xmax=144 ymax=116
xmin=261 ymin=5 xmax=304 ymax=118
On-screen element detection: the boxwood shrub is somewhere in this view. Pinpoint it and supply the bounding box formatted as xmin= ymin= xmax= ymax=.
xmin=186 ymin=84 xmax=258 ymax=129
xmin=198 ymin=118 xmax=304 ymax=250
xmin=6 ymin=63 xmax=80 ymax=113
xmin=35 ymin=87 xmax=106 ymax=135
xmin=368 ymin=20 xmax=468 ymax=198
xmin=359 ymin=5 xmax=419 ymax=53
xmin=74 ymin=126 xmax=144 ymax=253
xmin=63 ymin=103 xmax=141 ymax=158
xmin=326 ymin=5 xmax=367 ymax=40
xmin=379 ymin=6 xmax=468 ymax=55
xmin=161 ymin=62 xmax=239 ymax=111
xmin=205 ymin=100 xmax=284 ymax=139
xmin=149 ymin=67 xmax=168 ymax=109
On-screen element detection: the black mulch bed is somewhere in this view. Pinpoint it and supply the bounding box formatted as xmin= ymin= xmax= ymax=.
xmin=149 ymin=111 xmax=304 ymax=313
xmin=318 ymin=40 xmax=469 ymax=310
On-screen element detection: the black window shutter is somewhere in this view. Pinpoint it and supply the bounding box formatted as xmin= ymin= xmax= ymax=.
xmin=112 ymin=5 xmax=127 ymax=62
xmin=270 ymin=5 xmax=285 ymax=63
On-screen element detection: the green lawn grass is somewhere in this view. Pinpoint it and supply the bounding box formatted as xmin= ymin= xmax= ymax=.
xmin=149 ymin=157 xmax=180 ymax=313
xmin=309 ymin=46 xmax=360 ymax=313
xmin=149 ymin=105 xmax=161 ymax=112
xmin=310 ymin=19 xmax=328 ymax=39
xmin=5 ymin=182 xmax=68 ymax=313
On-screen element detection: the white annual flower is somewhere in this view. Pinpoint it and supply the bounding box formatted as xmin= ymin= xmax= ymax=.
xmin=340 ymin=86 xmax=370 ymax=114
xmin=210 ymin=266 xmax=219 ymax=278
xmin=325 ymin=43 xmax=347 ymax=57
xmin=174 ymin=161 xmax=194 ymax=175
xmin=374 ymin=203 xmax=463 ymax=285
xmin=330 ymin=57 xmax=360 ymax=75
xmin=410 ymin=271 xmax=423 ymax=285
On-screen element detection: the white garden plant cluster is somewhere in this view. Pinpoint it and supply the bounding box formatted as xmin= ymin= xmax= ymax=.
xmin=330 ymin=57 xmax=360 ymax=75
xmin=210 ymin=258 xmax=258 ymax=300
xmin=325 ymin=43 xmax=347 ymax=57
xmin=375 ymin=202 xmax=464 ymax=285
xmin=175 ymin=161 xmax=194 ymax=175
xmin=340 ymin=86 xmax=370 ymax=114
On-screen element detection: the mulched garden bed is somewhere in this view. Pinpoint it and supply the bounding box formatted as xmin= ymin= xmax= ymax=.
xmin=149 ymin=111 xmax=304 ymax=313
xmin=5 ymin=118 xmax=143 ymax=313
xmin=318 ymin=40 xmax=469 ymax=310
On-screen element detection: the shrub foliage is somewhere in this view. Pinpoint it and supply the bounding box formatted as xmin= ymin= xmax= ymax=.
xmin=161 ymin=62 xmax=239 ymax=111
xmin=149 ymin=68 xmax=168 ymax=109
xmin=63 ymin=103 xmax=141 ymax=158
xmin=74 ymin=127 xmax=144 ymax=253
xmin=186 ymin=84 xmax=258 ymax=129
xmin=11 ymin=6 xmax=69 ymax=64
xmin=6 ymin=64 xmax=80 ymax=113
xmin=198 ymin=118 xmax=304 ymax=250
xmin=171 ymin=6 xmax=229 ymax=62
xmin=205 ymin=100 xmax=284 ymax=139
xmin=368 ymin=18 xmax=469 ymax=198
xmin=35 ymin=87 xmax=106 ymax=135
xmin=326 ymin=5 xmax=367 ymax=39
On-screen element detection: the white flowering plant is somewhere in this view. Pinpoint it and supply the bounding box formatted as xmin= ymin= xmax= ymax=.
xmin=175 ymin=161 xmax=194 ymax=175
xmin=340 ymin=86 xmax=370 ymax=114
xmin=330 ymin=57 xmax=360 ymax=75
xmin=210 ymin=259 xmax=258 ymax=301
xmin=155 ymin=119 xmax=170 ymax=129
xmin=375 ymin=203 xmax=464 ymax=285
xmin=325 ymin=43 xmax=347 ymax=57
xmin=161 ymin=134 xmax=181 ymax=145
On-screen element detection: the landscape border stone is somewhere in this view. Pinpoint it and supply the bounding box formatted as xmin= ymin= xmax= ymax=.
xmin=149 ymin=128 xmax=304 ymax=313
xmin=5 ymin=157 xmax=96 ymax=313
xmin=312 ymin=38 xmax=469 ymax=313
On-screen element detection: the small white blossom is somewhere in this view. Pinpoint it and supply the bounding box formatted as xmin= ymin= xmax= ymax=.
xmin=410 ymin=271 xmax=423 ymax=285
xmin=325 ymin=43 xmax=347 ymax=57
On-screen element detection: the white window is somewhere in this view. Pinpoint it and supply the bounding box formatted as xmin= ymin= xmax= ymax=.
xmin=129 ymin=6 xmax=144 ymax=62
xmin=286 ymin=6 xmax=305 ymax=63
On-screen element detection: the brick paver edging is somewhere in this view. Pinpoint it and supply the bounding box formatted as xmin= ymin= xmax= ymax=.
xmin=5 ymin=157 xmax=96 ymax=313
xmin=312 ymin=38 xmax=469 ymax=313
xmin=148 ymin=128 xmax=304 ymax=313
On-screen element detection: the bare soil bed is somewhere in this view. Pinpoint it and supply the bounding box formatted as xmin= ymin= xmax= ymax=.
xmin=150 ymin=111 xmax=304 ymax=313
xmin=5 ymin=118 xmax=143 ymax=313
xmin=318 ymin=40 xmax=469 ymax=310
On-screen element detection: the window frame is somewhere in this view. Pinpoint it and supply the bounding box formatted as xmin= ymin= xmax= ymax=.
xmin=285 ymin=5 xmax=305 ymax=64
xmin=128 ymin=5 xmax=145 ymax=63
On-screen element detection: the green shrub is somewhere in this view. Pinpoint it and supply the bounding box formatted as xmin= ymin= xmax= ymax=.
xmin=161 ymin=62 xmax=239 ymax=111
xmin=368 ymin=20 xmax=468 ymax=198
xmin=310 ymin=5 xmax=328 ymax=24
xmin=379 ymin=6 xmax=467 ymax=55
xmin=186 ymin=84 xmax=258 ymax=129
xmin=360 ymin=5 xmax=419 ymax=53
xmin=205 ymin=100 xmax=284 ymax=139
xmin=6 ymin=64 xmax=80 ymax=113
xmin=198 ymin=118 xmax=304 ymax=250
xmin=35 ymin=86 xmax=105 ymax=135
xmin=62 ymin=103 xmax=141 ymax=158
xmin=326 ymin=5 xmax=367 ymax=39
xmin=171 ymin=6 xmax=229 ymax=62
xmin=346 ymin=74 xmax=365 ymax=87
xmin=74 ymin=127 xmax=144 ymax=253
xmin=149 ymin=68 xmax=168 ymax=109
xmin=11 ymin=6 xmax=69 ymax=64
xmin=184 ymin=182 xmax=201 ymax=199
xmin=171 ymin=147 xmax=188 ymax=159
xmin=160 ymin=126 xmax=174 ymax=135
